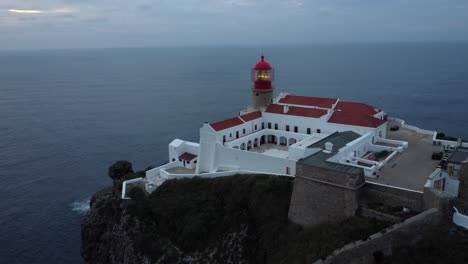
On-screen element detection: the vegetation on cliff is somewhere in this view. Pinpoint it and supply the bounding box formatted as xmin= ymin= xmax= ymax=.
xmin=126 ymin=175 xmax=390 ymax=263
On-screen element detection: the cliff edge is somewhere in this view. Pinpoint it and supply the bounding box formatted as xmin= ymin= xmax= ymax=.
xmin=81 ymin=161 xmax=389 ymax=264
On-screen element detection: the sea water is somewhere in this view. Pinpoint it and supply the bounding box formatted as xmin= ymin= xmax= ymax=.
xmin=1 ymin=43 xmax=467 ymax=263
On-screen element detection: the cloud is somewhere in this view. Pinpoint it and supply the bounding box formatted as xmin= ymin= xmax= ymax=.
xmin=8 ymin=7 xmax=75 ymax=14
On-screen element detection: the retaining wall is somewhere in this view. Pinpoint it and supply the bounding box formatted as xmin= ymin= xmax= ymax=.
xmin=314 ymin=208 xmax=442 ymax=264
xmin=360 ymin=182 xmax=424 ymax=212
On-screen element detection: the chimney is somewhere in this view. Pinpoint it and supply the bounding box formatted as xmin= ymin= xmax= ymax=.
xmin=283 ymin=105 xmax=289 ymax=114
xmin=323 ymin=142 xmax=333 ymax=153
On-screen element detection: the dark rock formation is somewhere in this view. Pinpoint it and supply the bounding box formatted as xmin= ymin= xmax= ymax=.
xmin=108 ymin=160 xmax=136 ymax=193
xmin=81 ymin=170 xmax=392 ymax=264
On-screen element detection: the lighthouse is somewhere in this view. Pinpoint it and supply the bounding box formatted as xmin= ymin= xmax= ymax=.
xmin=251 ymin=55 xmax=274 ymax=110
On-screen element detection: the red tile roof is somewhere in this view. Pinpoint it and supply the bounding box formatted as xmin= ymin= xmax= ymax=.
xmin=278 ymin=95 xmax=338 ymax=109
xmin=265 ymin=104 xmax=328 ymax=118
xmin=179 ymin=152 xmax=197 ymax=161
xmin=335 ymin=101 xmax=381 ymax=116
xmin=210 ymin=117 xmax=244 ymax=131
xmin=240 ymin=111 xmax=262 ymax=122
xmin=328 ymin=111 xmax=386 ymax=128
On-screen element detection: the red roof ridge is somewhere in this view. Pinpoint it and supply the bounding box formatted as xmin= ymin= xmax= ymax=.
xmin=239 ymin=111 xmax=262 ymax=122
xmin=278 ymin=95 xmax=338 ymax=109
xmin=265 ymin=104 xmax=328 ymax=118
xmin=328 ymin=111 xmax=385 ymax=128
xmin=210 ymin=116 xmax=244 ymax=131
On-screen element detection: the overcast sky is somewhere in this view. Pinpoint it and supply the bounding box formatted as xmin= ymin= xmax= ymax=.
xmin=1 ymin=0 xmax=468 ymax=50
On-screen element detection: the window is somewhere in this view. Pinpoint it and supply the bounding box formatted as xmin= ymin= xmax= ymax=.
xmin=286 ymin=167 xmax=290 ymax=175
xmin=274 ymin=123 xmax=278 ymax=130
xmin=255 ymin=125 xmax=257 ymax=130
xmin=172 ymin=158 xmax=176 ymax=162
xmin=194 ymin=160 xmax=197 ymax=164
xmin=262 ymin=122 xmax=264 ymax=129
xmin=236 ymin=131 xmax=239 ymax=138
xmin=317 ymin=129 xmax=321 ymax=133
xmin=223 ymin=135 xmax=226 ymax=143
xmin=294 ymin=126 xmax=298 ymax=133
xmin=286 ymin=125 xmax=290 ymax=132
xmin=243 ymin=128 xmax=246 ymax=134
xmin=307 ymin=128 xmax=311 ymax=134
xmin=230 ymin=133 xmax=232 ymax=137
xmin=268 ymin=122 xmax=271 ymax=129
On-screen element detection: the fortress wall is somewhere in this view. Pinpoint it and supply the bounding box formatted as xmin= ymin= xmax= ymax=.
xmin=288 ymin=164 xmax=364 ymax=227
xmin=288 ymin=176 xmax=360 ymax=227
xmin=314 ymin=208 xmax=442 ymax=264
xmin=360 ymin=182 xmax=424 ymax=212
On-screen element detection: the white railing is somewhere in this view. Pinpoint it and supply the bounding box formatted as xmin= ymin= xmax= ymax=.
xmin=121 ymin=177 xmax=145 ymax=199
xmin=145 ymin=161 xmax=179 ymax=180
xmin=453 ymin=207 xmax=468 ymax=229
xmin=387 ymin=117 xmax=436 ymax=136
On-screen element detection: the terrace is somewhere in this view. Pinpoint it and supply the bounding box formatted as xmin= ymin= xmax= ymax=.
xmin=366 ymin=121 xmax=443 ymax=191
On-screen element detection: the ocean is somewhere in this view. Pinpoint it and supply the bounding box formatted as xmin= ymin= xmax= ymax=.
xmin=1 ymin=43 xmax=467 ymax=263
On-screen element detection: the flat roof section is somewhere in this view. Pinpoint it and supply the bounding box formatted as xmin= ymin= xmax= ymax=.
xmin=367 ymin=120 xmax=443 ymax=191
xmin=448 ymin=148 xmax=468 ymax=164
xmin=300 ymin=131 xmax=363 ymax=174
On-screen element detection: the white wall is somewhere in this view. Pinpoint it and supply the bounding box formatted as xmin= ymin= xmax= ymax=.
xmin=196 ymin=124 xmax=219 ymax=173
xmin=168 ymin=140 xmax=200 ymax=162
xmin=215 ymin=143 xmax=297 ymax=175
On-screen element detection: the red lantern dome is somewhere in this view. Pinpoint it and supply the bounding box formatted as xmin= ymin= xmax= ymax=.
xmin=252 ymin=55 xmax=274 ymax=90
xmin=254 ymin=55 xmax=272 ymax=70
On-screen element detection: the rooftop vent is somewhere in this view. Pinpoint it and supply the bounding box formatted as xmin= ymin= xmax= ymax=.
xmin=323 ymin=142 xmax=333 ymax=153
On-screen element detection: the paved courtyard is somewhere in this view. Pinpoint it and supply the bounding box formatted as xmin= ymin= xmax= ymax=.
xmin=250 ymin=143 xmax=289 ymax=158
xmin=366 ymin=121 xmax=443 ymax=191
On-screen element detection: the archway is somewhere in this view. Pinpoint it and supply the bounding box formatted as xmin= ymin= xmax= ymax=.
xmin=254 ymin=138 xmax=258 ymax=148
xmin=289 ymin=138 xmax=297 ymax=146
xmin=280 ymin=136 xmax=287 ymax=146
xmin=240 ymin=143 xmax=246 ymax=150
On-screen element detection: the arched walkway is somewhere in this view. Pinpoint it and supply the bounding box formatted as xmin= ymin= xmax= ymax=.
xmin=268 ymin=135 xmax=277 ymax=144
xmin=247 ymin=140 xmax=252 ymax=150
xmin=254 ymin=138 xmax=258 ymax=147
xmin=279 ymin=136 xmax=287 ymax=146
xmin=240 ymin=143 xmax=245 ymax=150
xmin=289 ymin=138 xmax=297 ymax=145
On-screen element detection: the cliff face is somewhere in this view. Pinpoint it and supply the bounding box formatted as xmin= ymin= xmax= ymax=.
xmin=81 ymin=162 xmax=390 ymax=264
xmin=81 ymin=174 xmax=295 ymax=264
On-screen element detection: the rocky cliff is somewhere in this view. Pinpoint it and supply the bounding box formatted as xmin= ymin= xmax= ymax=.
xmin=81 ymin=161 xmax=390 ymax=264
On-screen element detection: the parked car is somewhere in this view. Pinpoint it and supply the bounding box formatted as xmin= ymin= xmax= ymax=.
xmin=390 ymin=125 xmax=400 ymax=131
xmin=432 ymin=151 xmax=443 ymax=160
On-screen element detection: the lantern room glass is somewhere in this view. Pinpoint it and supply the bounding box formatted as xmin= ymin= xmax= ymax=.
xmin=253 ymin=69 xmax=274 ymax=82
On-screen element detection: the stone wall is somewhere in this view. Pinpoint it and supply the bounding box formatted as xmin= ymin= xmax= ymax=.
xmin=313 ymin=208 xmax=442 ymax=264
xmin=360 ymin=182 xmax=424 ymax=212
xmin=458 ymin=162 xmax=468 ymax=201
xmin=423 ymin=187 xmax=452 ymax=213
xmin=288 ymin=164 xmax=364 ymax=227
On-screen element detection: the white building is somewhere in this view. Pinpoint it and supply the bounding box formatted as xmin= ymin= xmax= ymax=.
xmin=128 ymin=55 xmax=411 ymax=198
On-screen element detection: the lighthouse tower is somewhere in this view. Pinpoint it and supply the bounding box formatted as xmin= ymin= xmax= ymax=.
xmin=251 ymin=55 xmax=274 ymax=110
